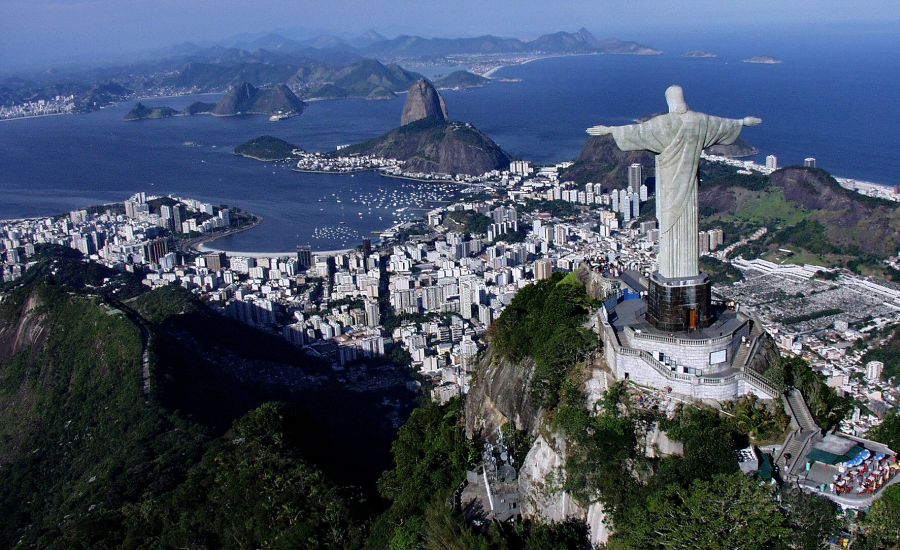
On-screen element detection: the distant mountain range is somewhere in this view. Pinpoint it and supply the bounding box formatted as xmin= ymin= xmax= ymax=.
xmin=209 ymin=27 xmax=658 ymax=59
xmin=288 ymin=59 xmax=422 ymax=100
xmin=303 ymin=27 xmax=659 ymax=58
xmin=121 ymin=83 xmax=306 ymax=122
xmin=0 ymin=29 xmax=659 ymax=112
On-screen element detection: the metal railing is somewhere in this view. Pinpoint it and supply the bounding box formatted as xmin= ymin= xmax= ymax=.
xmin=625 ymin=322 xmax=748 ymax=348
xmin=743 ymin=368 xmax=778 ymax=397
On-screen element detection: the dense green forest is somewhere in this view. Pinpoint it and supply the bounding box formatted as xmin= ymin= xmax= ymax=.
xmin=490 ymin=272 xmax=597 ymax=409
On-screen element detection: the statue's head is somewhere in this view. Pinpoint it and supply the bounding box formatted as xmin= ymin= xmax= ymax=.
xmin=666 ymin=85 xmax=689 ymax=114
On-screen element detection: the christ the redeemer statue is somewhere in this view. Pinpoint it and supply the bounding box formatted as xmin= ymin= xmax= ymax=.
xmin=587 ymin=85 xmax=761 ymax=280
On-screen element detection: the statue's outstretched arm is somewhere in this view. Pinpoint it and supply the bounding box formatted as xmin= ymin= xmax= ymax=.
xmin=586 ymin=124 xmax=614 ymax=136
xmin=741 ymin=116 xmax=762 ymax=126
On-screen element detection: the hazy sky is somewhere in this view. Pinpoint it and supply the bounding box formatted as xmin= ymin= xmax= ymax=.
xmin=2 ymin=0 xmax=898 ymax=70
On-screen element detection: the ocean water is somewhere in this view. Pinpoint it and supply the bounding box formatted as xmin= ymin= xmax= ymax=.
xmin=1 ymin=37 xmax=897 ymax=251
xmin=0 ymin=94 xmax=457 ymax=252
xmin=450 ymin=45 xmax=900 ymax=180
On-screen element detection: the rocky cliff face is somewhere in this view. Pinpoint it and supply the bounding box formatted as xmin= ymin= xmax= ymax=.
xmin=464 ymin=346 xmax=540 ymax=439
xmin=342 ymin=119 xmax=510 ymax=176
xmin=400 ymin=79 xmax=449 ymax=126
xmin=212 ymin=82 xmax=306 ymax=116
xmin=517 ymin=434 xmax=610 ymax=546
xmin=518 ymin=434 xmax=583 ymax=519
xmin=560 ymin=135 xmax=654 ymax=187
xmin=465 ymin=344 xmax=613 ymax=546
xmin=0 ymin=291 xmax=48 ymax=363
xmin=341 ymin=77 xmax=507 ymax=175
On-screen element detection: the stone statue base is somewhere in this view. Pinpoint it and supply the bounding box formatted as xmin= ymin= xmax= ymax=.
xmin=646 ymin=272 xmax=712 ymax=332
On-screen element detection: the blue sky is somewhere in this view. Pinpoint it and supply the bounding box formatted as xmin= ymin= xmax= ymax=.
xmin=2 ymin=0 xmax=898 ymax=70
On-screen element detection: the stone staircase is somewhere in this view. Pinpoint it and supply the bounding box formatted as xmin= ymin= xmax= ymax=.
xmin=775 ymin=389 xmax=822 ymax=478
xmin=732 ymin=339 xmax=752 ymax=368
xmin=779 ymin=432 xmax=806 ymax=463
xmin=786 ymin=388 xmax=818 ymax=431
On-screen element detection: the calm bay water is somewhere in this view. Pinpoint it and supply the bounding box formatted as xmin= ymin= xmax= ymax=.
xmin=1 ymin=39 xmax=897 ymax=251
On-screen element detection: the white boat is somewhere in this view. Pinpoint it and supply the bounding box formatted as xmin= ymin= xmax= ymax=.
xmin=268 ymin=112 xmax=294 ymax=122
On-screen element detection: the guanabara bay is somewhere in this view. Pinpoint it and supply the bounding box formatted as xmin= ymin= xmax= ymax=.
xmin=2 ymin=1 xmax=899 ymax=548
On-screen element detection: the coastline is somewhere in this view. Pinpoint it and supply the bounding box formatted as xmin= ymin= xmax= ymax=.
xmin=0 ymin=111 xmax=71 ymax=123
xmin=196 ymin=244 xmax=353 ymax=258
xmin=481 ymin=51 xmax=613 ymax=78
xmin=180 ymin=214 xmax=263 ymax=255
xmin=292 ymin=167 xmax=376 ymax=174
xmin=702 ymin=154 xmax=898 ymax=198
xmin=134 ymin=91 xmax=223 ymax=101
xmin=376 ymin=171 xmax=478 ymax=187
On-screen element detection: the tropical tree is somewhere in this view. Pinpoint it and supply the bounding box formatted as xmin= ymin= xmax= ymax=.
xmin=864 ymin=484 xmax=900 ymax=548
xmin=612 ymin=473 xmax=791 ymax=549
xmin=780 ymin=489 xmax=840 ymax=550
xmin=868 ymin=412 xmax=900 ymax=452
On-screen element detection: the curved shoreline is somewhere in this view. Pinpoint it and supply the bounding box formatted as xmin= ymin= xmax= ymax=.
xmin=481 ymin=52 xmax=601 ymax=78
xmin=196 ymin=245 xmax=353 ymax=258
xmin=189 ymin=211 xmax=370 ymax=257
xmin=292 ymin=167 xmax=375 ymax=174
xmin=376 ymin=171 xmax=474 ymax=186
xmin=182 ymin=214 xmax=263 ymax=254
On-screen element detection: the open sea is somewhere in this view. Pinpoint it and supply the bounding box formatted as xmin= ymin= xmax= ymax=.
xmin=1 ymin=32 xmax=897 ymax=252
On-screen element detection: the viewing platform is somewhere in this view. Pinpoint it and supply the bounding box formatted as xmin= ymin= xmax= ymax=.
xmin=599 ymin=293 xmax=778 ymax=401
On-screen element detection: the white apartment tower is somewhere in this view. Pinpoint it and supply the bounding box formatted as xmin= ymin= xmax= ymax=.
xmin=628 ymin=163 xmax=643 ymax=193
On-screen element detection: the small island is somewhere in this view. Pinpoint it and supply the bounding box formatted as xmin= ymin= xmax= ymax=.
xmin=124 ymin=102 xmax=178 ymax=121
xmin=743 ymin=55 xmax=783 ymax=64
xmin=685 ymin=50 xmax=718 ymax=58
xmin=434 ymin=70 xmax=491 ymax=90
xmin=234 ymin=135 xmax=302 ymax=161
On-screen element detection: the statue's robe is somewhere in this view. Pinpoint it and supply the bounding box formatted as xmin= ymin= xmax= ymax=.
xmin=610 ymin=112 xmax=743 ymax=279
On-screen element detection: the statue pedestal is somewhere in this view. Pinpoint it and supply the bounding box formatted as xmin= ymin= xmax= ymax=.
xmin=646 ymin=272 xmax=712 ymax=332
